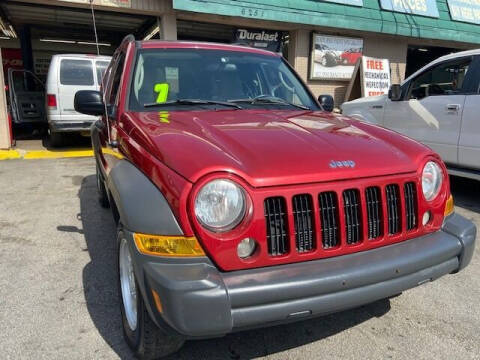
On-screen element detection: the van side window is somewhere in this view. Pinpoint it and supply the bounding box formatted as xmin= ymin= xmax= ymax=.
xmin=408 ymin=58 xmax=471 ymax=100
xmin=60 ymin=59 xmax=94 ymax=86
xmin=108 ymin=54 xmax=126 ymax=106
xmin=95 ymin=61 xmax=110 ymax=86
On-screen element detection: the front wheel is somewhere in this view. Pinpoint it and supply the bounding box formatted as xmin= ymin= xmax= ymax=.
xmin=117 ymin=227 xmax=184 ymax=359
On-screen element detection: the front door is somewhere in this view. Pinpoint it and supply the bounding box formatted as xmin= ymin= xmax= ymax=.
xmin=384 ymin=56 xmax=475 ymax=165
xmin=458 ymin=56 xmax=480 ymax=169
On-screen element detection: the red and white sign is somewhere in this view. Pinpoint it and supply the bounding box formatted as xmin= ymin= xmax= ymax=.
xmin=1 ymin=48 xmax=23 ymax=77
xmin=361 ymin=56 xmax=391 ymax=97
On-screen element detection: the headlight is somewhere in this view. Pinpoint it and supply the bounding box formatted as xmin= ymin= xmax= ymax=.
xmin=422 ymin=161 xmax=443 ymax=201
xmin=194 ymin=179 xmax=246 ymax=232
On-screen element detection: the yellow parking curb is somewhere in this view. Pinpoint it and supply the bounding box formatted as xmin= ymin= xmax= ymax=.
xmin=23 ymin=149 xmax=94 ymax=159
xmin=0 ymin=149 xmax=94 ymax=160
xmin=0 ymin=150 xmax=21 ymax=160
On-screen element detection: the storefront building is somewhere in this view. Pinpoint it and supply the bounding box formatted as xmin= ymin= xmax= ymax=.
xmin=1 ymin=0 xmax=480 ymax=148
xmin=172 ymin=0 xmax=480 ymax=105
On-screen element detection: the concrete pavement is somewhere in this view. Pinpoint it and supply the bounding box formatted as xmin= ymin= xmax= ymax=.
xmin=0 ymin=157 xmax=478 ymax=359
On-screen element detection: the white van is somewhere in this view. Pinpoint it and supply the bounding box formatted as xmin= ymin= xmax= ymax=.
xmin=46 ymin=54 xmax=111 ymax=146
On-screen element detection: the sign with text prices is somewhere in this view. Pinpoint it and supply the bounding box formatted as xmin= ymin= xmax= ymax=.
xmin=380 ymin=0 xmax=439 ymax=18
xmin=361 ymin=57 xmax=391 ymax=97
xmin=447 ymin=0 xmax=480 ymax=25
xmin=322 ymin=0 xmax=363 ymax=6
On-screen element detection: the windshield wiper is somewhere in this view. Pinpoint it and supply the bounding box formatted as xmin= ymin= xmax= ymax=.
xmin=229 ymin=95 xmax=311 ymax=110
xmin=143 ymin=99 xmax=243 ymax=109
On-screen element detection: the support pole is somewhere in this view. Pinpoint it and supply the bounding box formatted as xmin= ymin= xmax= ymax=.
xmin=159 ymin=13 xmax=177 ymax=40
xmin=19 ymin=26 xmax=33 ymax=73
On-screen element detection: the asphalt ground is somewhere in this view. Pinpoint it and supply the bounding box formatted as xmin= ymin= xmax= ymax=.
xmin=0 ymin=157 xmax=479 ymax=360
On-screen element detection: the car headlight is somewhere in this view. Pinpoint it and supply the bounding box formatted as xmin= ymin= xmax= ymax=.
xmin=194 ymin=179 xmax=246 ymax=232
xmin=422 ymin=161 xmax=443 ymax=201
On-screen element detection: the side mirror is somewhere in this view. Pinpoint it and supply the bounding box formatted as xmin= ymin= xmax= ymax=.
xmin=318 ymin=94 xmax=334 ymax=112
xmin=388 ymin=84 xmax=402 ymax=101
xmin=74 ymin=90 xmax=105 ymax=116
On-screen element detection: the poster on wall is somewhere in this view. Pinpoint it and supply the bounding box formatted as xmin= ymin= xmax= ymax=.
xmin=58 ymin=0 xmax=131 ymax=8
xmin=1 ymin=49 xmax=23 ymax=78
xmin=309 ymin=34 xmax=363 ymax=81
xmin=447 ymin=0 xmax=480 ymax=25
xmin=361 ymin=56 xmax=391 ymax=97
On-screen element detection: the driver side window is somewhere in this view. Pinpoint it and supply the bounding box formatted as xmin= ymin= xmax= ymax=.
xmin=408 ymin=58 xmax=471 ymax=100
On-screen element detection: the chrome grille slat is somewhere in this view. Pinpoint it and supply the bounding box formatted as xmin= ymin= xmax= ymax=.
xmin=264 ymin=197 xmax=288 ymax=256
xmin=319 ymin=192 xmax=339 ymax=249
xmin=366 ymin=186 xmax=382 ymax=239
xmin=404 ymin=182 xmax=417 ymax=231
xmin=343 ymin=189 xmax=362 ymax=244
xmin=386 ymin=184 xmax=401 ymax=235
xmin=293 ymin=194 xmax=315 ymax=252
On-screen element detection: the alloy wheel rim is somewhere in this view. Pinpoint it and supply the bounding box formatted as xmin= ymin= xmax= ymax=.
xmin=119 ymin=237 xmax=137 ymax=331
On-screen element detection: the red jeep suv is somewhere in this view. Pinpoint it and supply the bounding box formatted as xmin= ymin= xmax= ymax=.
xmin=74 ymin=36 xmax=476 ymax=359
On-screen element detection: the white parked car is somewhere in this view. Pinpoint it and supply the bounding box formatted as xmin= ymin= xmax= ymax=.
xmin=342 ymin=49 xmax=480 ymax=181
xmin=46 ymin=54 xmax=111 ymax=146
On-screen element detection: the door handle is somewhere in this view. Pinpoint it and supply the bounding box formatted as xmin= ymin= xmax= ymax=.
xmin=446 ymin=104 xmax=460 ymax=112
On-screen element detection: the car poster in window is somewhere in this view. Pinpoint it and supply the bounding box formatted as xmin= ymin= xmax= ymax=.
xmin=310 ymin=34 xmax=363 ymax=81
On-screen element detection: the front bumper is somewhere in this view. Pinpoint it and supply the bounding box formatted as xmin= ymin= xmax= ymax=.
xmin=128 ymin=213 xmax=476 ymax=339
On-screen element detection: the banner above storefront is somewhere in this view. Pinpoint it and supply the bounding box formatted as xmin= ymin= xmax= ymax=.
xmin=322 ymin=0 xmax=363 ymax=6
xmin=379 ymin=0 xmax=439 ymax=18
xmin=59 ymin=0 xmax=131 ymax=8
xmin=233 ymin=29 xmax=283 ymax=52
xmin=447 ymin=0 xmax=480 ymax=25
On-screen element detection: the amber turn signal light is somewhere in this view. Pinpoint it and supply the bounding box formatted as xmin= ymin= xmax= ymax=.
xmin=134 ymin=233 xmax=205 ymax=257
xmin=444 ymin=195 xmax=454 ymax=217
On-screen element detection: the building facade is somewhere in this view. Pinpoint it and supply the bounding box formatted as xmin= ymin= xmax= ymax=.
xmin=1 ymin=0 xmax=480 ymax=148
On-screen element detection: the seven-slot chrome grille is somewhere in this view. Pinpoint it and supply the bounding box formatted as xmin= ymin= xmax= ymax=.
xmin=264 ymin=182 xmax=419 ymax=257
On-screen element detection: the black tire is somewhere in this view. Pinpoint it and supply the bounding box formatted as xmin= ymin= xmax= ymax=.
xmin=117 ymin=227 xmax=185 ymax=359
xmin=323 ymin=53 xmax=337 ymax=67
xmin=96 ymin=163 xmax=110 ymax=208
xmin=49 ymin=130 xmax=64 ymax=147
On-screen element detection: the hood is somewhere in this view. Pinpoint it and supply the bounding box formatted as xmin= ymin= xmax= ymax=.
xmin=342 ymin=94 xmax=387 ymax=107
xmin=123 ymin=109 xmax=430 ymax=187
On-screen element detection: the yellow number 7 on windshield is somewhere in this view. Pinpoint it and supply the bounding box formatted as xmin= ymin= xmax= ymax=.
xmin=154 ymin=83 xmax=169 ymax=103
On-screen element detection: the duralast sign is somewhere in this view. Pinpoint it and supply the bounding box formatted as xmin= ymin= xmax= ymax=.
xmin=234 ymin=29 xmax=283 ymax=52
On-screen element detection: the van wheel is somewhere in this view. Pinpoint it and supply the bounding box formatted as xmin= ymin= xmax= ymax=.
xmin=96 ymin=163 xmax=109 ymax=208
xmin=117 ymin=226 xmax=185 ymax=359
xmin=49 ymin=131 xmax=64 ymax=147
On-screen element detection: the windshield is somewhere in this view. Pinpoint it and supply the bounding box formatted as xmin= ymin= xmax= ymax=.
xmin=129 ymin=49 xmax=319 ymax=111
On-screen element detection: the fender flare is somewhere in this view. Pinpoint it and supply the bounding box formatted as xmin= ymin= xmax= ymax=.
xmin=106 ymin=160 xmax=183 ymax=235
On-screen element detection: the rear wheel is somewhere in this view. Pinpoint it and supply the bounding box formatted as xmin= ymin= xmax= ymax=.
xmin=48 ymin=130 xmax=64 ymax=147
xmin=117 ymin=227 xmax=184 ymax=359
